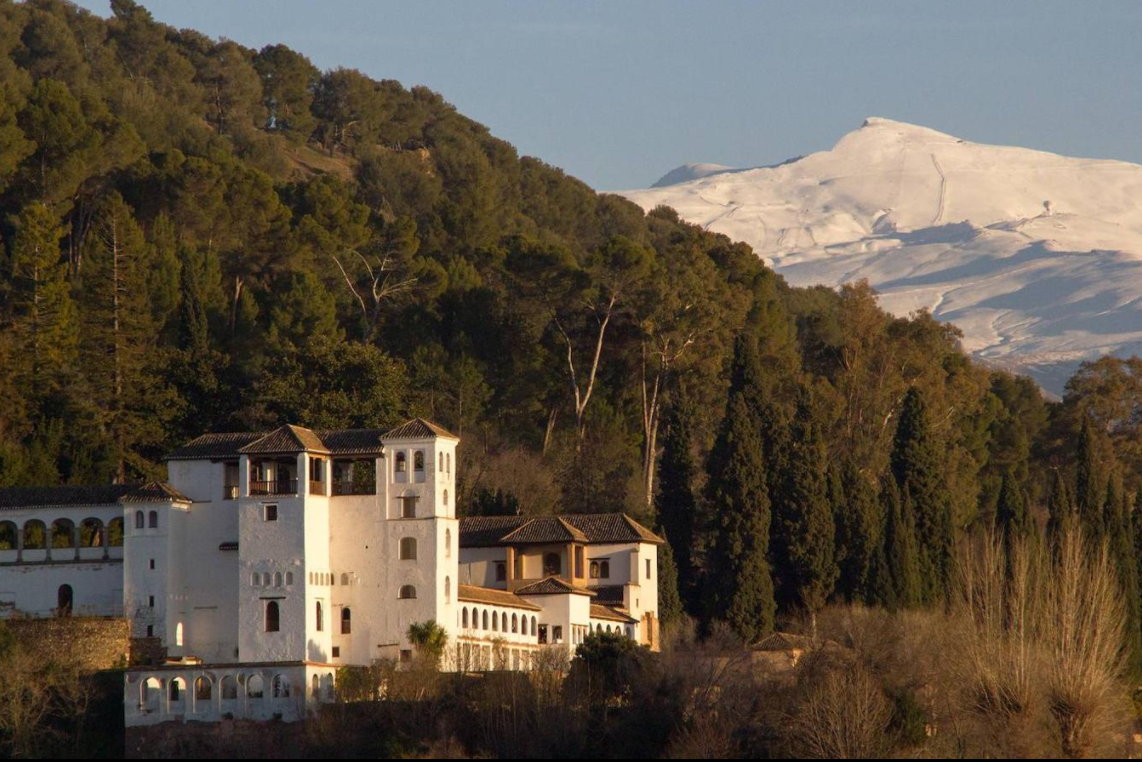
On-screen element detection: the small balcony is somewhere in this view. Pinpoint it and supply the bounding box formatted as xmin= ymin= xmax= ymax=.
xmin=249 ymin=479 xmax=298 ymax=497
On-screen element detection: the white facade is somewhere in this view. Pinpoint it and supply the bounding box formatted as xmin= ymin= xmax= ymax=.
xmin=0 ymin=418 xmax=662 ymax=728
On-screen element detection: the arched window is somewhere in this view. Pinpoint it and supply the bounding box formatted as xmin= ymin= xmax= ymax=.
xmin=135 ymin=511 xmax=144 ymax=530
xmin=312 ymin=674 xmax=320 ymax=698
xmin=492 ymin=611 xmax=499 ymax=632
xmin=445 ymin=529 xmax=451 ymax=558
xmin=142 ymin=677 xmax=161 ymax=709
xmin=445 ymin=576 xmax=451 ymax=603
xmin=148 ymin=511 xmax=158 ymax=529
xmin=51 ymin=519 xmax=75 ymax=549
xmin=341 ymin=607 xmax=351 ymax=634
xmin=247 ymin=674 xmax=264 ymax=699
xmin=274 ymin=572 xmax=282 ymax=588
xmin=543 ymin=552 xmax=561 ymax=577
xmin=175 ymin=622 xmax=184 ymax=646
xmin=439 ymin=452 xmax=444 ymax=472
xmin=482 ymin=610 xmax=489 ymax=630
xmin=272 ymin=674 xmax=290 ymax=698
xmin=262 ymin=572 xmax=271 ymax=586
xmin=316 ymin=601 xmax=324 ymax=632
xmin=413 ymin=451 xmax=424 ymax=471
xmin=0 ymin=521 xmax=16 ymax=550
xmin=398 ymin=585 xmax=416 ymax=599
xmin=220 ymin=676 xmax=238 ymax=700
xmin=443 ymin=489 xmax=449 ymax=506
xmin=194 ymin=676 xmax=211 ymax=702
xmin=107 ymin=517 xmax=124 ymax=547
xmin=80 ymin=518 xmax=103 ymax=547
xmin=286 ymin=572 xmax=294 ymax=585
xmin=251 ymin=573 xmax=260 ymax=587
xmin=531 ymin=616 xmax=537 ymax=636
xmin=57 ymin=584 xmax=73 ymax=614
xmin=169 ymin=678 xmax=185 ymax=704
xmin=265 ymin=601 xmax=280 ymax=632
xmin=399 ymin=537 xmax=417 ymax=560
xmin=462 ymin=608 xmax=469 ymax=628
xmin=395 ymin=452 xmax=407 ymax=473
xmin=590 ymin=561 xmax=599 ymax=578
xmin=600 ymin=560 xmax=610 ymax=579
xmin=340 ymin=572 xmax=349 ymax=585
xmin=446 ymin=453 xmax=451 ymax=473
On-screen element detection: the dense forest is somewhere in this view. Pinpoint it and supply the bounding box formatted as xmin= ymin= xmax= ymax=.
xmin=2 ymin=0 xmax=1142 ymax=655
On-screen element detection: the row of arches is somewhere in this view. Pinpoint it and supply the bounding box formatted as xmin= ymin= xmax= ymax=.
xmin=138 ymin=670 xmax=334 ymax=714
xmin=461 ymin=606 xmax=539 ymax=638
xmin=0 ymin=517 xmax=123 ymax=551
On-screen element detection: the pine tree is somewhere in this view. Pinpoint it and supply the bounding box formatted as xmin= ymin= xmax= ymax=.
xmin=657 ymin=536 xmax=684 ymax=631
xmin=705 ymin=335 xmax=776 ymax=642
xmin=834 ymin=460 xmax=881 ymax=602
xmin=9 ymin=203 xmax=78 ymax=407
xmin=891 ymin=387 xmax=954 ymax=605
xmin=770 ymin=395 xmax=838 ymax=615
xmin=881 ymin=477 xmax=922 ymax=610
xmin=655 ymin=394 xmax=701 ymax=612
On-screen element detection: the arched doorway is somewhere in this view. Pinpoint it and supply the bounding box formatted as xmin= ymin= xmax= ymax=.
xmin=57 ymin=584 xmax=73 ymax=615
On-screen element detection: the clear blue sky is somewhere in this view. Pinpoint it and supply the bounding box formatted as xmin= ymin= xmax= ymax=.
xmin=72 ymin=0 xmax=1142 ymax=190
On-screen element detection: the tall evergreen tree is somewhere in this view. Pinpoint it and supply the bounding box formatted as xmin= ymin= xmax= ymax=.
xmin=1105 ymin=470 xmax=1142 ymax=676
xmin=891 ymin=386 xmax=954 ymax=605
xmin=1045 ymin=468 xmax=1074 ymax=549
xmin=834 ymin=460 xmax=881 ymax=602
xmin=770 ymin=395 xmax=838 ymax=615
xmin=881 ymin=477 xmax=922 ymax=610
xmin=994 ymin=468 xmax=1033 ymax=579
xmin=705 ymin=335 xmax=776 ymax=642
xmin=657 ymin=536 xmax=684 ymax=631
xmin=655 ymin=394 xmax=701 ymax=611
xmin=1074 ymin=417 xmax=1110 ymax=537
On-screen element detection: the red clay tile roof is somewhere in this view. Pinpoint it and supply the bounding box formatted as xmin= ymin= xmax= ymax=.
xmin=121 ymin=482 xmax=192 ymax=503
xmin=239 ymin=425 xmax=329 ymax=455
xmin=457 ymin=585 xmax=542 ymax=611
xmin=381 ymin=418 xmax=458 ymax=441
xmin=165 ymin=432 xmax=265 ymax=460
xmin=589 ymin=604 xmax=639 ymax=624
xmin=460 ymin=514 xmax=663 ymax=547
xmin=513 ymin=576 xmax=596 ymax=597
xmin=589 ymin=585 xmax=626 ymax=606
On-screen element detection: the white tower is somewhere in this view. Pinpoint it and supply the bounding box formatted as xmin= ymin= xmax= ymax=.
xmin=379 ymin=419 xmax=460 ymax=661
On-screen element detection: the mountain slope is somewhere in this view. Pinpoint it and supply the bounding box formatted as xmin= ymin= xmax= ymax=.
xmin=618 ymin=118 xmax=1142 ymax=393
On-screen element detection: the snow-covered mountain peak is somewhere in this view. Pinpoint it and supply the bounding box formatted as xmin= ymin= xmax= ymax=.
xmin=616 ymin=119 xmax=1142 ymax=394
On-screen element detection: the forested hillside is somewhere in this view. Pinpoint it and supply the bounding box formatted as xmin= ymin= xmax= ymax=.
xmin=2 ymin=0 xmax=1140 ymax=643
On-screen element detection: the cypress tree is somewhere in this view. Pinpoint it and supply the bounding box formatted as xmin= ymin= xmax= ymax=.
xmin=995 ymin=469 xmax=1033 ymax=580
xmin=770 ymin=396 xmax=838 ymax=615
xmin=834 ymin=460 xmax=881 ymax=602
xmin=882 ymin=477 xmax=922 ymax=610
xmin=891 ymin=387 xmax=954 ymax=605
xmin=705 ymin=335 xmax=776 ymax=642
xmin=1045 ymin=469 xmax=1074 ymax=549
xmin=657 ymin=535 xmax=684 ymax=631
xmin=655 ymin=394 xmax=701 ymax=611
xmin=1105 ymin=471 xmax=1142 ymax=676
xmin=1074 ymin=417 xmax=1109 ymax=537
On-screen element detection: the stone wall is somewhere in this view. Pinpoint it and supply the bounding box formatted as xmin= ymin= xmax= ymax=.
xmin=124 ymin=719 xmax=310 ymax=759
xmin=6 ymin=616 xmax=131 ymax=671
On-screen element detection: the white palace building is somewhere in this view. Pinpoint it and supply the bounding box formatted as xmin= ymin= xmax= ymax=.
xmin=0 ymin=419 xmax=662 ymax=726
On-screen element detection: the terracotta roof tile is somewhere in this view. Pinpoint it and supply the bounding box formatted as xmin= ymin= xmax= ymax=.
xmin=239 ymin=425 xmax=328 ymax=455
xmin=457 ymin=585 xmax=541 ymax=611
xmin=121 ymin=482 xmax=192 ymax=503
xmin=589 ymin=604 xmax=639 ymax=624
xmin=460 ymin=513 xmax=663 ymax=547
xmin=164 ymin=432 xmax=264 ymax=461
xmin=167 ymin=428 xmax=389 ymax=460
xmin=382 ymin=418 xmax=458 ymax=441
xmin=514 ymin=576 xmax=596 ymax=597
xmin=589 ymin=585 xmax=626 ymax=606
